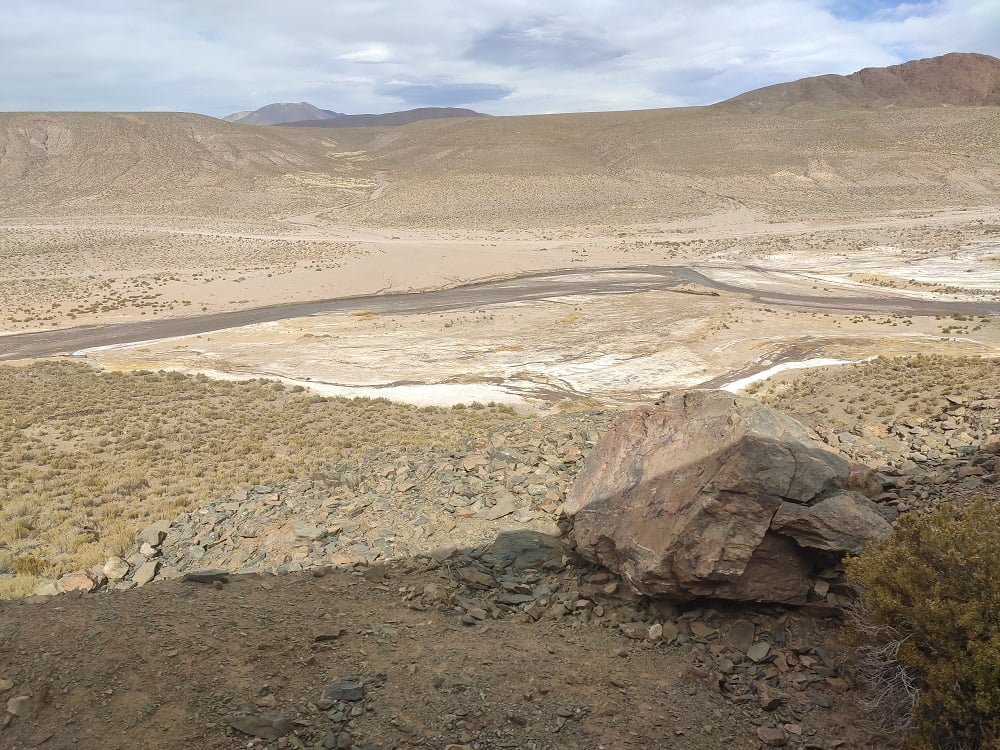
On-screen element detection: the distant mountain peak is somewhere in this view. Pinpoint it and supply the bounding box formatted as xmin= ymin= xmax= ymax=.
xmin=222 ymin=103 xmax=487 ymax=129
xmin=223 ymin=102 xmax=341 ymax=126
xmin=717 ymin=52 xmax=1000 ymax=112
xmin=281 ymin=107 xmax=487 ymax=128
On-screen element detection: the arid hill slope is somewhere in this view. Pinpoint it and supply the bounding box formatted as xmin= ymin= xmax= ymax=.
xmin=321 ymin=103 xmax=1000 ymax=227
xmin=0 ymin=112 xmax=363 ymax=218
xmin=719 ymin=52 xmax=1000 ymax=112
xmin=2 ymin=54 xmax=998 ymax=227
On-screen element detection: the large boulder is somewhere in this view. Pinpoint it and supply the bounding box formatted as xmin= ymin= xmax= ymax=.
xmin=564 ymin=390 xmax=890 ymax=604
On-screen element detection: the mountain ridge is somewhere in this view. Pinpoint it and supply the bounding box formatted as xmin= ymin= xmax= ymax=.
xmin=223 ymin=103 xmax=485 ymax=128
xmin=223 ymin=101 xmax=341 ymax=126
xmin=281 ymin=106 xmax=487 ymax=128
xmin=2 ymin=53 xmax=997 ymax=224
xmin=225 ymin=53 xmax=1000 ymax=125
xmin=718 ymin=52 xmax=1000 ymax=112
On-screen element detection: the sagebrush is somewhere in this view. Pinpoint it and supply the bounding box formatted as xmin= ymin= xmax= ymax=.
xmin=846 ymin=499 xmax=1000 ymax=749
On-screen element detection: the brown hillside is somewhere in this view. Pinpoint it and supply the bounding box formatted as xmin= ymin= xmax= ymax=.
xmin=328 ymin=104 xmax=1000 ymax=227
xmin=0 ymin=112 xmax=364 ymax=218
xmin=719 ymin=52 xmax=1000 ymax=112
xmin=1 ymin=96 xmax=997 ymax=227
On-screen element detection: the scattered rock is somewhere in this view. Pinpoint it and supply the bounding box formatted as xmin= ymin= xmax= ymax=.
xmin=659 ymin=620 xmax=680 ymax=643
xmin=619 ymin=622 xmax=649 ymax=640
xmin=771 ymin=491 xmax=890 ymax=552
xmin=103 ymin=557 xmax=130 ymax=581
xmin=757 ymin=725 xmax=789 ymax=746
xmin=727 ymin=619 xmax=755 ymax=653
xmin=476 ymin=493 xmax=517 ymax=520
xmin=5 ymin=695 xmax=31 ymax=717
xmin=485 ymin=530 xmax=564 ymax=570
xmin=808 ymin=690 xmax=834 ymax=708
xmin=132 ymin=560 xmax=160 ymax=587
xmin=757 ymin=684 xmax=787 ymax=711
xmin=57 ymin=572 xmax=95 ymax=594
xmin=82 ymin=413 xmax=607 ymax=594
xmin=320 ymin=679 xmax=365 ymax=705
xmin=228 ymin=712 xmax=292 ymax=740
xmin=747 ymin=641 xmax=772 ymax=663
xmin=690 ymin=621 xmax=716 ymax=639
xmin=293 ymin=522 xmax=327 ymax=541
xmin=137 ymin=520 xmax=170 ymax=548
xmin=32 ymin=582 xmax=59 ymax=597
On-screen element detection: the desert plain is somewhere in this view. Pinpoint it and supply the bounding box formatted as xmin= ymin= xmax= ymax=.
xmin=2 ymin=104 xmax=999 ymax=409
xmin=1 ymin=55 xmax=1000 ymax=750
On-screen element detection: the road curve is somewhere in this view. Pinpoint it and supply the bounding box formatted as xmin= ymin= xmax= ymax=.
xmin=2 ymin=265 xmax=998 ymax=361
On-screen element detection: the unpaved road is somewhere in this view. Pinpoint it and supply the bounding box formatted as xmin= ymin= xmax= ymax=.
xmin=2 ymin=265 xmax=998 ymax=362
xmin=4 ymin=205 xmax=998 ymax=242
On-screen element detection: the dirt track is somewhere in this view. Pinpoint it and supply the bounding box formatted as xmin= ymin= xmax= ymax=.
xmin=4 ymin=265 xmax=998 ymax=362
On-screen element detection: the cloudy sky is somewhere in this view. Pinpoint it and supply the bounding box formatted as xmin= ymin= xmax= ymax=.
xmin=1 ymin=1 xmax=997 ymax=117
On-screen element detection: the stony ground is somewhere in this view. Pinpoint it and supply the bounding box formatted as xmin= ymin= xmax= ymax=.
xmin=1 ymin=553 xmax=877 ymax=750
xmin=0 ymin=407 xmax=908 ymax=750
xmin=3 ymin=363 xmax=998 ymax=750
xmin=3 ymin=92 xmax=998 ymax=750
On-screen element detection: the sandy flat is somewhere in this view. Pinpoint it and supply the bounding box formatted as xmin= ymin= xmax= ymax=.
xmin=74 ymin=263 xmax=1000 ymax=412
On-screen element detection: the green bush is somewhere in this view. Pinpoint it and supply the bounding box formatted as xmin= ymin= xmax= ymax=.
xmin=846 ymin=499 xmax=1000 ymax=749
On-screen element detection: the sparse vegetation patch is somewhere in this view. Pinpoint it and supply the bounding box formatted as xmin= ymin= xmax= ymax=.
xmin=0 ymin=361 xmax=515 ymax=597
xmin=748 ymin=353 xmax=1000 ymax=431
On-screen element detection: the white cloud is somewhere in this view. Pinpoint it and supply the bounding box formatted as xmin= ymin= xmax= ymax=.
xmin=338 ymin=44 xmax=395 ymax=64
xmin=0 ymin=0 xmax=995 ymax=116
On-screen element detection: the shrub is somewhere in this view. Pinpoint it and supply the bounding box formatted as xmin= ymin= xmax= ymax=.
xmin=846 ymin=499 xmax=1000 ymax=749
xmin=12 ymin=554 xmax=48 ymax=577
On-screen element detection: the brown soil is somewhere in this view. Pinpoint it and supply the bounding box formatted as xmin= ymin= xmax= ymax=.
xmin=0 ymin=555 xmax=880 ymax=750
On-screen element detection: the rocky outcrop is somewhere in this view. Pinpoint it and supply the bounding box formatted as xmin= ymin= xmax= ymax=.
xmin=564 ymin=390 xmax=891 ymax=604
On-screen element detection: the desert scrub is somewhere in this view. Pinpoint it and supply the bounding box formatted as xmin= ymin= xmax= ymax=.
xmin=749 ymin=354 xmax=1000 ymax=431
xmin=846 ymin=499 xmax=1000 ymax=748
xmin=0 ymin=360 xmax=517 ymax=594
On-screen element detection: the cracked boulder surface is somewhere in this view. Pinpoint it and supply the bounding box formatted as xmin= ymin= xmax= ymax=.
xmin=564 ymin=389 xmax=891 ymax=603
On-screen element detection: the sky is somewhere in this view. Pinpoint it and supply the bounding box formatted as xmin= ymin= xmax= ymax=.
xmin=1 ymin=0 xmax=997 ymax=118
